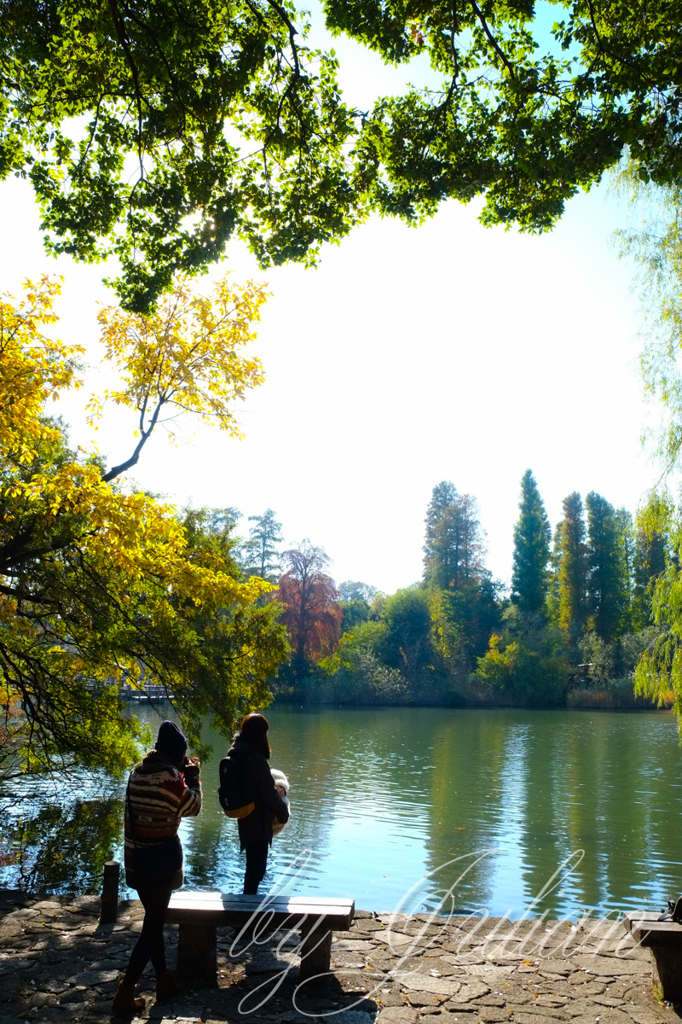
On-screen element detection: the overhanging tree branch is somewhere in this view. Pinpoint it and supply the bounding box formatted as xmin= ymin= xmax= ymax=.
xmin=107 ymin=0 xmax=146 ymax=181
xmin=469 ymin=0 xmax=516 ymax=80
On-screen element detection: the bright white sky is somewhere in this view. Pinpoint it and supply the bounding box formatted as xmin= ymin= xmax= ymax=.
xmin=0 ymin=14 xmax=662 ymax=596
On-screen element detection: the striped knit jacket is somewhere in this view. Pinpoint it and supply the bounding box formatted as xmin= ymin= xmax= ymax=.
xmin=124 ymin=749 xmax=201 ymax=883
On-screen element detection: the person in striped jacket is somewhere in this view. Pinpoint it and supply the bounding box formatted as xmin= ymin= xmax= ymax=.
xmin=112 ymin=720 xmax=201 ymax=1015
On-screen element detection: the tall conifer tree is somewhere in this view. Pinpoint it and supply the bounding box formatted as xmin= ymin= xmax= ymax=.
xmin=242 ymin=508 xmax=283 ymax=581
xmin=585 ymin=492 xmax=628 ymax=641
xmin=423 ymin=481 xmax=458 ymax=582
xmin=632 ymin=517 xmax=668 ymax=630
xmin=615 ymin=508 xmax=635 ymax=634
xmin=424 ymin=487 xmax=486 ymax=590
xmin=511 ymin=470 xmax=551 ymax=616
xmin=557 ymin=492 xmax=589 ymax=640
xmin=422 ymin=482 xmax=494 ymax=665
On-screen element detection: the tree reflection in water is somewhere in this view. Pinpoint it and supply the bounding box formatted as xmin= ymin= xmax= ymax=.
xmin=3 ymin=798 xmax=122 ymax=895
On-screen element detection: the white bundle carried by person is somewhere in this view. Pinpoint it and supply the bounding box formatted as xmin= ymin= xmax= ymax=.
xmin=270 ymin=769 xmax=290 ymax=835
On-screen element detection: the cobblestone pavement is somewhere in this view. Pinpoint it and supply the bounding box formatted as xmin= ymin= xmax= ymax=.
xmin=0 ymin=891 xmax=680 ymax=1024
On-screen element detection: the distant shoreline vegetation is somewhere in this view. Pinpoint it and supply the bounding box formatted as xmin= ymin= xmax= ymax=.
xmin=270 ymin=688 xmax=663 ymax=712
xmin=271 ymin=674 xmax=666 ymax=712
xmin=119 ymin=684 xmax=664 ymax=711
xmin=227 ymin=473 xmax=671 ymax=714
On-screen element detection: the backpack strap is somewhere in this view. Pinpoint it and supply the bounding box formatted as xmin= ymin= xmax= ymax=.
xmin=125 ymin=771 xmax=138 ymax=841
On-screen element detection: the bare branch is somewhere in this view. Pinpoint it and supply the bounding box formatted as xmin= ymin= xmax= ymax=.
xmin=101 ymin=395 xmax=166 ymax=482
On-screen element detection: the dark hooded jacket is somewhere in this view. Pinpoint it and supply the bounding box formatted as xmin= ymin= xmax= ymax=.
xmin=222 ymin=737 xmax=289 ymax=849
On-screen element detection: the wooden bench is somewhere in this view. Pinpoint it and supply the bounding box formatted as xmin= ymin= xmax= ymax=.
xmin=623 ymin=912 xmax=682 ymax=1002
xmin=166 ymin=891 xmax=355 ymax=986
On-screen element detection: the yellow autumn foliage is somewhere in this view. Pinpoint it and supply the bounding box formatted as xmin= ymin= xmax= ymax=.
xmin=90 ymin=275 xmax=267 ymax=443
xmin=0 ymin=277 xmax=83 ymax=463
xmin=0 ymin=275 xmax=287 ymax=781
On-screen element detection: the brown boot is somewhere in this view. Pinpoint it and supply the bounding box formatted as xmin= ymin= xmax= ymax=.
xmin=156 ymin=969 xmax=183 ymax=1002
xmin=111 ymin=980 xmax=146 ymax=1014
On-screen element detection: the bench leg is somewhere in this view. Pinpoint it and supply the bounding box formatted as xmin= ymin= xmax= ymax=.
xmin=649 ymin=946 xmax=682 ymax=1003
xmin=299 ymin=923 xmax=332 ymax=981
xmin=176 ymin=923 xmax=218 ymax=987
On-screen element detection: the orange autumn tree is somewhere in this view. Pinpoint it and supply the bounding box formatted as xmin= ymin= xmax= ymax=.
xmin=276 ymin=541 xmax=342 ymax=683
xmin=0 ymin=275 xmax=287 ymax=785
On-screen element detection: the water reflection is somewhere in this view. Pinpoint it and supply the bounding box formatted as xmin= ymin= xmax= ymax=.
xmin=1 ymin=705 xmax=681 ymax=920
xmin=2 ymin=797 xmax=122 ymax=895
xmin=424 ymin=709 xmax=682 ymax=918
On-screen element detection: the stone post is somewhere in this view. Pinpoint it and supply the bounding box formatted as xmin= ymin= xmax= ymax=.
xmin=100 ymin=861 xmax=120 ymax=924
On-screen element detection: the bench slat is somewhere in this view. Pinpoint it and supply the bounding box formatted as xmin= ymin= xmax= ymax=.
xmin=170 ymin=892 xmax=353 ymax=908
xmin=167 ymin=908 xmax=353 ymax=928
xmin=168 ymin=903 xmax=351 ymax=917
xmin=166 ymin=891 xmax=355 ymax=931
xmin=623 ymin=913 xmax=682 ymax=948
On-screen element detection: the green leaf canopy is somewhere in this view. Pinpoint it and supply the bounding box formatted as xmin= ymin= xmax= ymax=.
xmin=2 ymin=0 xmax=681 ymax=310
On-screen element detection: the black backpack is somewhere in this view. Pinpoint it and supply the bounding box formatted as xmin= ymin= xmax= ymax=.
xmin=218 ymin=751 xmax=255 ymax=819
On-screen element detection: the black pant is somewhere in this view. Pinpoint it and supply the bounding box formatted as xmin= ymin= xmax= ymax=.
xmin=243 ymin=840 xmax=269 ymax=894
xmin=123 ymin=889 xmax=172 ymax=986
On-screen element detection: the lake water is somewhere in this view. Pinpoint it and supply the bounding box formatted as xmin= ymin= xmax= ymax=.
xmin=3 ymin=705 xmax=682 ymax=921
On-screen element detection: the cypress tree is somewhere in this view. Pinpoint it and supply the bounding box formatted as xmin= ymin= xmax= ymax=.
xmin=426 ymin=491 xmax=486 ymax=590
xmin=557 ymin=492 xmax=589 ymax=639
xmin=423 ymin=481 xmax=458 ymax=582
xmin=614 ymin=507 xmax=635 ymax=634
xmin=585 ymin=491 xmax=628 ymax=641
xmin=511 ymin=469 xmax=551 ymax=616
xmin=422 ymin=482 xmax=493 ymax=672
xmin=632 ymin=522 xmax=667 ymax=630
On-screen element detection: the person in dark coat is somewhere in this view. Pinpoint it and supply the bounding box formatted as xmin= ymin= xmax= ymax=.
xmin=222 ymin=713 xmax=289 ymax=894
